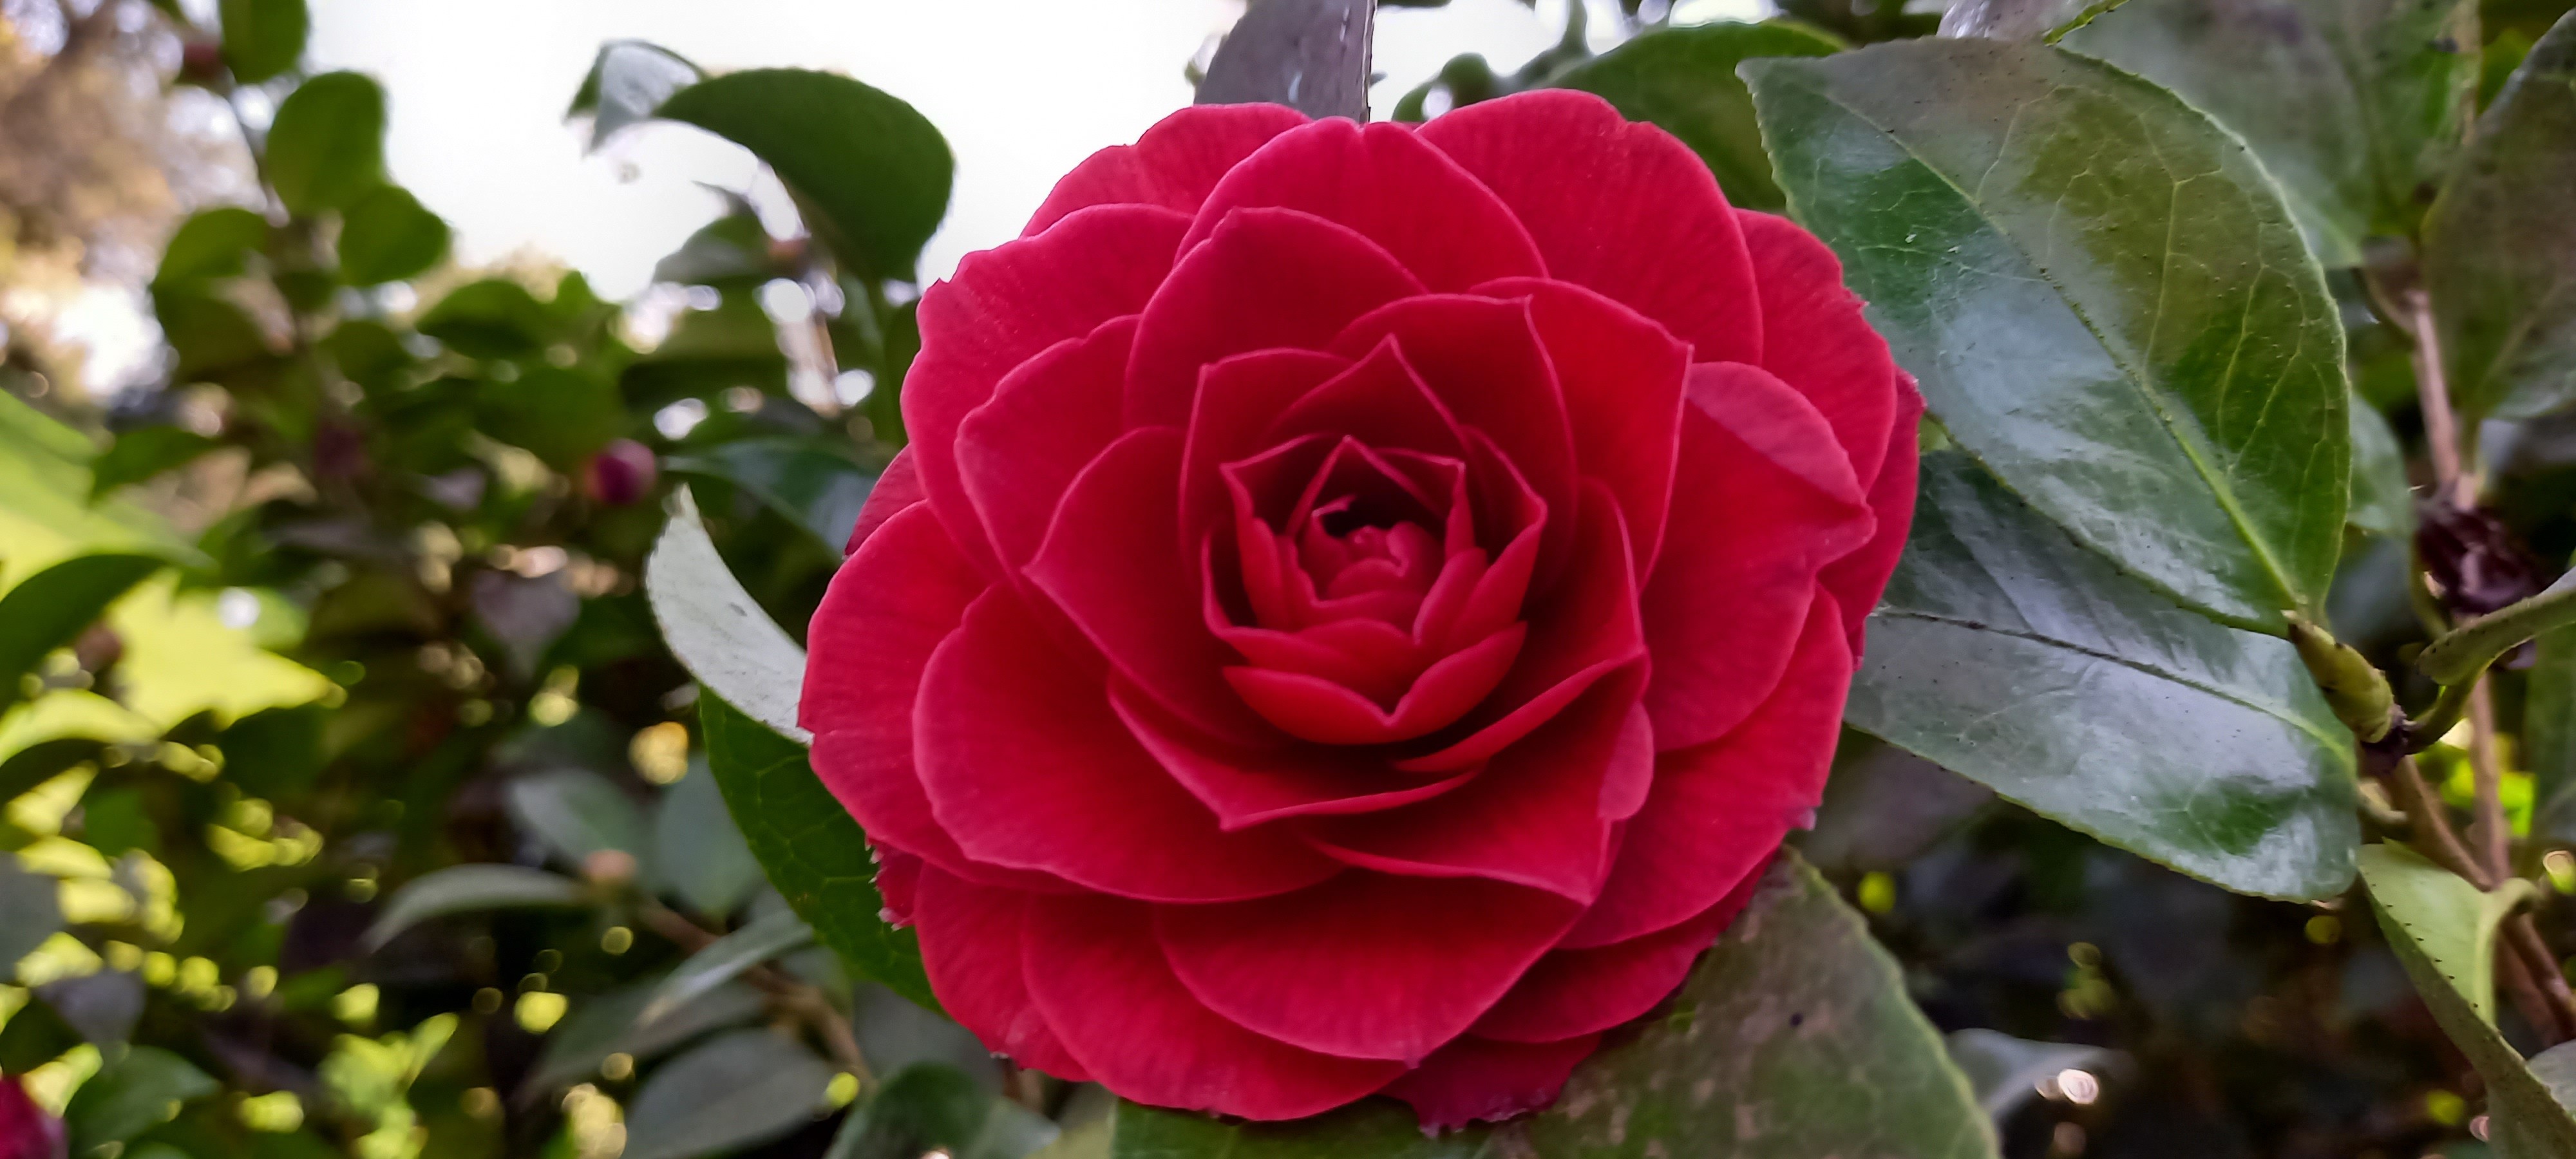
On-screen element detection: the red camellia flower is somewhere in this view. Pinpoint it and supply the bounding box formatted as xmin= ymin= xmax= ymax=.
xmin=801 ymin=90 xmax=1918 ymax=1127
xmin=0 ymin=1075 xmax=64 ymax=1159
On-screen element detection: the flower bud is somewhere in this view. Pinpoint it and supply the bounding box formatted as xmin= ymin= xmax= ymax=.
xmin=583 ymin=439 xmax=658 ymax=506
xmin=582 ymin=849 xmax=638 ymax=888
xmin=0 ymin=1073 xmax=66 ymax=1159
xmin=178 ymin=40 xmax=225 ymax=83
xmin=2284 ymin=613 xmax=2395 ymax=742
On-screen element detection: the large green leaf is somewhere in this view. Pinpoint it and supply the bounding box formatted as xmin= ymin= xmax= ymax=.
xmin=1845 ymin=453 xmax=2359 ymax=900
xmin=475 ymin=366 xmax=625 ymax=469
xmin=665 ymin=438 xmax=875 ymax=552
xmin=2061 ymin=0 xmax=2480 ymax=264
xmin=1745 ymin=39 xmax=2350 ymax=631
xmin=1113 ymin=854 xmax=1994 ymax=1158
xmin=64 ymin=1046 xmax=217 ymax=1150
xmin=621 ymin=1028 xmax=838 ymax=1159
xmin=361 ymin=864 xmax=588 ymax=950
xmin=701 ymin=692 xmax=935 ymax=1011
xmin=646 ymin=487 xmax=807 ymax=740
xmin=2360 ymin=845 xmax=2576 ymax=1158
xmin=89 ymin=427 xmax=221 ymax=499
xmin=218 ymin=0 xmax=307 ymax=83
xmin=640 ymin=908 xmax=811 ymax=1026
xmin=0 ymin=554 xmax=166 ymax=711
xmin=657 ymin=70 xmax=952 ymax=283
xmin=265 ymin=71 xmax=386 ymax=216
xmin=337 ymin=184 xmax=450 ymax=285
xmin=654 ymin=762 xmax=764 ymax=918
xmin=523 ymin=976 xmax=766 ymax=1094
xmin=504 ymin=767 xmax=650 ymax=868
xmin=2347 ymin=390 xmax=2412 ymax=538
xmin=1551 ymin=21 xmax=1841 ymax=211
xmin=2424 ymin=12 xmax=2576 ymax=420
xmin=419 ymin=278 xmax=558 ymax=360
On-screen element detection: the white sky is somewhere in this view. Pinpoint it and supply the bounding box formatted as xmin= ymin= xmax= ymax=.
xmin=66 ymin=0 xmax=1766 ymax=388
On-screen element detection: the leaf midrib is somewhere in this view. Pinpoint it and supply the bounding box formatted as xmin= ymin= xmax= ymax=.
xmin=1790 ymin=63 xmax=2318 ymax=622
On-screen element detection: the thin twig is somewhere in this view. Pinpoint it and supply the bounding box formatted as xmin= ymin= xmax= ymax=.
xmin=639 ymin=901 xmax=869 ymax=1079
xmin=2405 ymin=288 xmax=2476 ymax=509
xmin=2506 ymin=914 xmax=2576 ymax=1042
xmin=2389 ymin=756 xmax=2492 ymax=889
xmin=2468 ymin=683 xmax=2512 ymax=881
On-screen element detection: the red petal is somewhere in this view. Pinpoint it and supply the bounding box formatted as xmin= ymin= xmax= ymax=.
xmin=1226 ymin=624 xmax=1524 ymax=746
xmin=1181 ymin=118 xmax=1544 ymax=292
xmin=916 ymin=586 xmax=1339 ymax=902
xmin=1471 ymin=871 xmax=1757 ymax=1042
xmin=956 ymin=317 xmax=1133 ymax=571
xmin=1640 ymin=364 xmax=1874 ymax=751
xmin=876 ymin=848 xmax=922 ymax=922
xmin=1564 ymin=601 xmax=1850 ymax=948
xmin=910 ymin=205 xmax=1189 ymax=576
xmin=1264 ymin=337 xmax=1466 ymax=460
xmin=1156 ymin=873 xmax=1581 ymax=1065
xmin=1127 ymin=207 xmax=1426 ymax=428
xmin=1333 ymin=296 xmax=1577 ymax=585
xmin=911 ymin=869 xmax=1090 ymax=1080
xmin=1027 ymin=428 xmax=1276 ymax=744
xmin=1472 ymin=277 xmax=1687 ymax=572
xmin=1112 ymin=678 xmax=1479 ymax=829
xmin=1821 ymin=377 xmax=1924 ymax=655
xmin=1738 ymin=209 xmax=1900 ymax=485
xmin=1024 ymin=893 xmax=1404 ymax=1120
xmin=846 ymin=446 xmax=922 ymax=556
xmin=1025 ymin=104 xmax=1311 ymax=236
xmin=1181 ymin=348 xmax=1349 ymax=543
xmin=1303 ymin=669 xmax=1643 ymax=902
xmin=1419 ymin=90 xmax=1760 ymax=366
xmin=1381 ymin=1033 xmax=1602 ymax=1131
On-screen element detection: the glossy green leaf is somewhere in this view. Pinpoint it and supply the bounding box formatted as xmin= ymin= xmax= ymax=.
xmin=657 ymin=70 xmax=952 ymax=282
xmin=824 ymin=1063 xmax=992 ymax=1159
xmin=65 ymin=1046 xmax=217 ymax=1150
xmin=2347 ymin=391 xmax=2412 ymax=538
xmin=647 ymin=487 xmax=808 ymax=740
xmin=2061 ymin=0 xmax=2479 ymax=263
xmin=621 ymin=1028 xmax=838 ymax=1159
xmin=524 ymin=977 xmax=766 ymax=1095
xmin=0 ymin=856 xmax=63 ymax=968
xmin=362 ymin=864 xmax=588 ymax=950
xmin=0 ymin=554 xmax=166 ymax=710
xmin=218 ymin=0 xmax=306 ymax=83
xmin=2424 ymin=12 xmax=2576 ymax=420
xmin=153 ymin=207 xmax=268 ymax=286
xmin=2359 ymin=844 xmax=2576 ymax=1158
xmin=337 ymin=184 xmax=450 ymax=285
xmin=1113 ymin=854 xmax=1994 ymax=1158
xmin=701 ymin=692 xmax=935 ymax=1012
xmin=569 ymin=40 xmax=705 ymax=151
xmin=505 ymin=767 xmax=649 ymax=868
xmin=89 ymin=426 xmax=220 ymax=499
xmin=1551 ymin=21 xmax=1841 ymax=211
xmin=653 ymin=762 xmax=764 ymax=918
xmin=419 ymin=278 xmax=556 ymax=360
xmin=1845 ymin=453 xmax=2359 ymax=900
xmin=475 ymin=366 xmax=625 ymax=468
xmin=265 ymin=71 xmax=386 ymax=216
xmin=665 ymin=438 xmax=875 ymax=551
xmin=1745 ymin=39 xmax=2349 ymax=631
xmin=1195 ymin=0 xmax=1374 ymax=118
xmin=640 ymin=908 xmax=811 ymax=1026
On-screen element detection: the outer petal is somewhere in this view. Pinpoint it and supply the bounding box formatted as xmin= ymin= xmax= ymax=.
xmin=1470 ymin=869 xmax=1758 ymax=1042
xmin=911 ymin=869 xmax=1090 ymax=1080
xmin=1024 ymin=893 xmax=1404 ymax=1120
xmin=1155 ymin=874 xmax=1582 ymax=1064
xmin=846 ymin=445 xmax=921 ymax=556
xmin=1639 ymin=364 xmax=1873 ymax=751
xmin=1564 ymin=600 xmax=1850 ymax=948
xmin=1381 ymin=1034 xmax=1602 ymax=1131
xmin=915 ymin=586 xmax=1340 ymax=902
xmin=1024 ymin=104 xmax=1310 ymax=236
xmin=1820 ymin=378 xmax=1924 ymax=655
xmin=956 ymin=316 xmax=1134 ymax=571
xmin=1419 ymin=90 xmax=1761 ymax=366
xmin=1738 ymin=209 xmax=1900 ymax=486
xmin=1126 ymin=207 xmax=1425 ymax=428
xmin=1180 ymin=118 xmax=1545 ymax=292
xmin=907 ymin=204 xmax=1188 ymax=576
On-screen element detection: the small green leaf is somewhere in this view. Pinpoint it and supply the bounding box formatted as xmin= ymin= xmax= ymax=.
xmin=1846 ymin=453 xmax=2360 ymax=900
xmin=1113 ymin=854 xmax=1994 ymax=1158
xmin=2425 ymin=12 xmax=2576 ymax=420
xmin=363 ymin=864 xmax=588 ymax=950
xmin=266 ymin=71 xmax=387 ymax=216
xmin=620 ymin=1028 xmax=838 ymax=1159
xmin=647 ymin=487 xmax=808 ymax=740
xmin=65 ymin=1046 xmax=218 ymax=1151
xmin=0 ymin=856 xmax=63 ymax=968
xmin=218 ymin=0 xmax=307 ymax=83
xmin=153 ymin=207 xmax=269 ymax=286
xmin=665 ymin=438 xmax=875 ymax=552
xmin=475 ymin=366 xmax=625 ymax=468
xmin=337 ymin=184 xmax=450 ymax=285
xmin=523 ymin=977 xmax=766 ymax=1095
xmin=1551 ymin=21 xmax=1841 ymax=211
xmin=657 ymin=70 xmax=952 ymax=282
xmin=2360 ymin=844 xmax=2576 ymax=1157
xmin=1745 ymin=38 xmax=2350 ymax=631
xmin=419 ymin=278 xmax=558 ymax=360
xmin=0 ymin=554 xmax=166 ymax=711
xmin=1194 ymin=0 xmax=1374 ymax=119
xmin=701 ymin=692 xmax=935 ymax=1011
xmin=569 ymin=40 xmax=705 ymax=151
xmin=505 ymin=768 xmax=650 ymax=868
xmin=2346 ymin=390 xmax=2412 ymax=538
xmin=153 ymin=287 xmax=272 ymax=379
xmin=90 ymin=427 xmax=221 ymax=499
xmin=641 ymin=909 xmax=811 ymax=1026
xmin=654 ymin=763 xmax=764 ymax=918
xmin=653 ymin=214 xmax=781 ymax=287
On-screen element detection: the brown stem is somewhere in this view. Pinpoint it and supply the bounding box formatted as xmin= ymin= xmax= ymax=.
xmin=2506 ymin=914 xmax=2576 ymax=1043
xmin=2405 ymin=288 xmax=2476 ymax=509
xmin=2378 ymin=760 xmax=2576 ymax=1044
xmin=639 ymin=901 xmax=869 ymax=1079
xmin=2468 ymin=683 xmax=2512 ymax=880
xmin=2390 ymin=757 xmax=2493 ymax=889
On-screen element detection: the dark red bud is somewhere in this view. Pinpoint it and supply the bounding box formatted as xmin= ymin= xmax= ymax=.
xmin=179 ymin=41 xmax=225 ymax=81
xmin=584 ymin=439 xmax=658 ymax=506
xmin=0 ymin=1074 xmax=65 ymax=1159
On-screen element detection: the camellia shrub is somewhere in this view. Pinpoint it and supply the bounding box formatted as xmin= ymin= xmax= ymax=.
xmin=10 ymin=0 xmax=2576 ymax=1156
